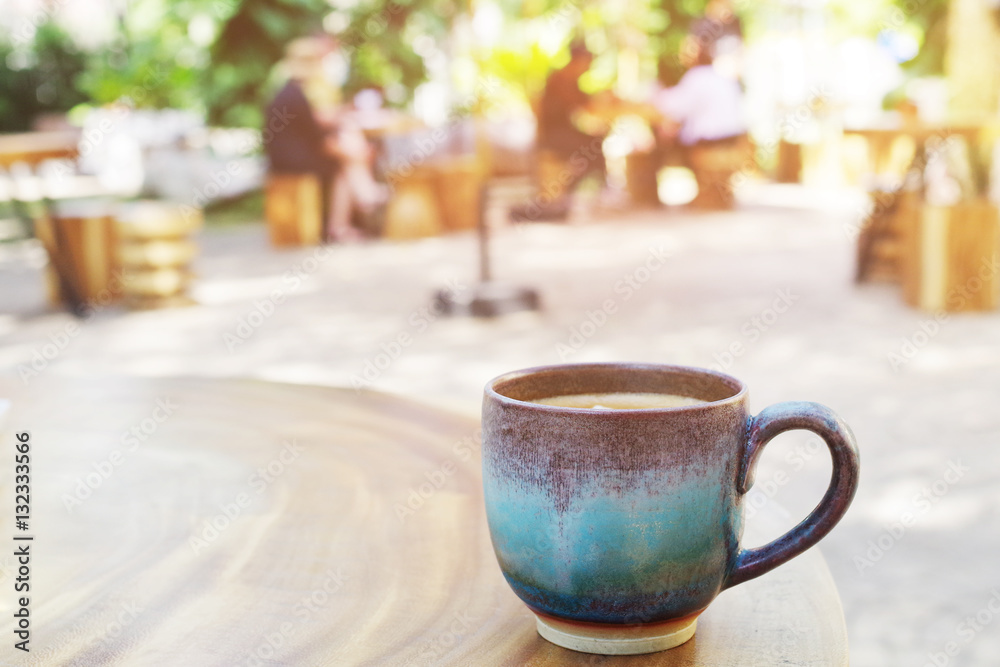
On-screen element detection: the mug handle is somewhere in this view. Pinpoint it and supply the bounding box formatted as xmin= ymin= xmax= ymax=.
xmin=724 ymin=401 xmax=860 ymax=589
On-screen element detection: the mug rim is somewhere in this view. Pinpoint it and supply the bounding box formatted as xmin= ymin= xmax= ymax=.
xmin=485 ymin=362 xmax=748 ymax=413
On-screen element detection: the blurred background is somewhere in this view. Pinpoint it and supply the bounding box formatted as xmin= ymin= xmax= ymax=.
xmin=2 ymin=0 xmax=1000 ymax=665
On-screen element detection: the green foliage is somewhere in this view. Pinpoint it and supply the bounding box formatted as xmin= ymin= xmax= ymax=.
xmin=0 ymin=22 xmax=88 ymax=132
xmin=75 ymin=0 xmax=218 ymax=111
xmin=895 ymin=0 xmax=948 ymax=76
xmin=206 ymin=0 xmax=333 ymax=127
xmin=0 ymin=0 xmax=961 ymax=134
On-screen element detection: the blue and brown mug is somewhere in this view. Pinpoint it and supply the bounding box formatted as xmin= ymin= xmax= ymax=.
xmin=482 ymin=363 xmax=860 ymax=655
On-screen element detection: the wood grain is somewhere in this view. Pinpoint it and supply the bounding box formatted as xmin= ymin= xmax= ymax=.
xmin=0 ymin=377 xmax=848 ymax=666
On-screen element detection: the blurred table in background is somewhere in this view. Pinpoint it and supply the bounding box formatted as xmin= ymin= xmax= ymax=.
xmin=0 ymin=376 xmax=849 ymax=665
xmin=852 ymin=120 xmax=1000 ymax=312
xmin=844 ymin=122 xmax=988 ymax=185
xmin=0 ymin=130 xmax=80 ymax=168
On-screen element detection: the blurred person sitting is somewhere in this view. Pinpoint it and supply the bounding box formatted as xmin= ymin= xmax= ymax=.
xmin=264 ymin=35 xmax=385 ymax=242
xmin=653 ymin=43 xmax=746 ymax=154
xmin=517 ymin=42 xmax=618 ymax=220
xmin=652 ymin=44 xmax=747 ymax=207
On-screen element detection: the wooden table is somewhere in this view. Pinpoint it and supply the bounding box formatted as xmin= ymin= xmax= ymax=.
xmin=843 ymin=123 xmax=987 ymax=181
xmin=0 ymin=130 xmax=80 ymax=169
xmin=0 ymin=377 xmax=849 ymax=665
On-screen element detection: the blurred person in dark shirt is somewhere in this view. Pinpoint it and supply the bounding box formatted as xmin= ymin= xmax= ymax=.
xmin=264 ymin=36 xmax=384 ymax=242
xmin=526 ymin=42 xmax=618 ymax=219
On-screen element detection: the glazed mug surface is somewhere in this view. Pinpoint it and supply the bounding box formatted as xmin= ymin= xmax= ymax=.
xmin=481 ymin=363 xmax=860 ymax=655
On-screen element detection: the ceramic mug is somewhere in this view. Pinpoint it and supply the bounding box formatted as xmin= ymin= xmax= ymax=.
xmin=482 ymin=363 xmax=860 ymax=655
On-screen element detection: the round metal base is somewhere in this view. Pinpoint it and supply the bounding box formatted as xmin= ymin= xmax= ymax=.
xmin=435 ymin=281 xmax=540 ymax=318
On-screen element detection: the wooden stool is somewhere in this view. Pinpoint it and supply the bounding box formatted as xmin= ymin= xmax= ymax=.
xmin=265 ymin=173 xmax=323 ymax=246
xmin=116 ymin=200 xmax=201 ymax=309
xmin=431 ymin=157 xmax=484 ymax=232
xmin=382 ymin=167 xmax=443 ymax=240
xmin=776 ymin=140 xmax=802 ymax=184
xmin=35 ymin=200 xmax=121 ymax=311
xmin=689 ymin=138 xmax=750 ymax=209
xmin=626 ymin=150 xmax=662 ymax=207
xmin=901 ymin=198 xmax=1000 ymax=311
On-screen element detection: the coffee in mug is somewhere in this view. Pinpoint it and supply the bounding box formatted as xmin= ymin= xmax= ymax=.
xmin=533 ymin=392 xmax=706 ymax=410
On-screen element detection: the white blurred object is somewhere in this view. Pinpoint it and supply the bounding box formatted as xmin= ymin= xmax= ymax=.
xmin=354 ymin=89 xmax=383 ymax=113
xmin=832 ymin=38 xmax=904 ymax=129
xmin=472 ymin=1 xmax=503 ymax=48
xmin=413 ymin=81 xmax=450 ymax=127
xmin=322 ymin=51 xmax=349 ymax=88
xmin=76 ymin=107 xmax=264 ymax=205
xmin=906 ymin=78 xmax=949 ymax=124
xmin=657 ymin=167 xmax=698 ymax=206
xmin=98 ymin=134 xmax=145 ymax=196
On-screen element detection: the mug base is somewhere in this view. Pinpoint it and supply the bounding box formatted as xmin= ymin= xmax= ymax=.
xmin=534 ymin=613 xmax=698 ymax=655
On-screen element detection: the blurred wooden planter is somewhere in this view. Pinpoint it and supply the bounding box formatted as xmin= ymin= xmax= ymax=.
xmin=900 ymin=198 xmax=1000 ymax=312
xmin=265 ymin=173 xmax=323 ymax=246
xmin=116 ymin=201 xmax=201 ymax=310
xmin=37 ymin=201 xmax=122 ymax=309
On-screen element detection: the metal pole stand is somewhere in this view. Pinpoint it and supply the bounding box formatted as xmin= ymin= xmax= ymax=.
xmin=434 ymin=185 xmax=540 ymax=317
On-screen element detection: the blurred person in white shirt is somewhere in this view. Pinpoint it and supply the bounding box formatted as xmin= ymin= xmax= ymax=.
xmin=652 ymin=45 xmax=746 ymax=150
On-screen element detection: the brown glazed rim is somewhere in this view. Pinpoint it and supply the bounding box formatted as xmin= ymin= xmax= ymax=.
xmin=485 ymin=363 xmax=748 ymax=413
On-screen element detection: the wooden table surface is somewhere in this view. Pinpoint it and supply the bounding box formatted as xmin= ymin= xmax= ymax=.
xmin=0 ymin=377 xmax=848 ymax=666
